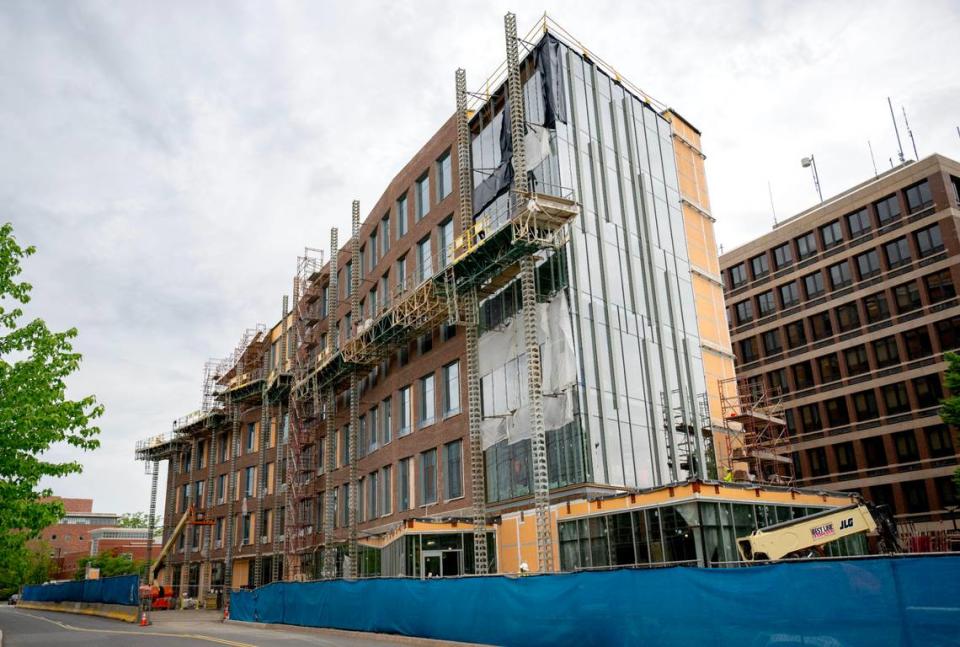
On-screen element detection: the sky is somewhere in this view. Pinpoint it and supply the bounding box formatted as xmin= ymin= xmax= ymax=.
xmin=2 ymin=0 xmax=958 ymax=516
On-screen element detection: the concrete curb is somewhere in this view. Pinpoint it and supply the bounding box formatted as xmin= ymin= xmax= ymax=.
xmin=226 ymin=619 xmax=486 ymax=646
xmin=16 ymin=601 xmax=138 ymax=623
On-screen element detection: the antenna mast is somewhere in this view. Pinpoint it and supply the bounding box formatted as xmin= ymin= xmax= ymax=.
xmin=901 ymin=106 xmax=919 ymax=161
xmin=868 ymin=140 xmax=878 ymax=177
xmin=888 ymin=97 xmax=905 ymax=164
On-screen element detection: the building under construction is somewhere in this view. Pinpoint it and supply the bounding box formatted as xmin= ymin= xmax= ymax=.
xmin=135 ymin=14 xmax=862 ymax=598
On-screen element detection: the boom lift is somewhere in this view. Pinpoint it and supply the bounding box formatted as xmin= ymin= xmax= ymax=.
xmin=737 ymin=501 xmax=901 ymax=562
xmin=142 ymin=506 xmax=213 ymax=608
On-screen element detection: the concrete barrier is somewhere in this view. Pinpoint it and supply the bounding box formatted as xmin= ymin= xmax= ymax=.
xmin=17 ymin=600 xmax=139 ymax=623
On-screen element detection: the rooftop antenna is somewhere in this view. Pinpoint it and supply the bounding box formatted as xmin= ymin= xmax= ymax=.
xmin=888 ymin=97 xmax=905 ymax=164
xmin=800 ymin=154 xmax=823 ymax=203
xmin=901 ymin=105 xmax=918 ymax=161
xmin=767 ymin=180 xmax=778 ymax=225
xmin=868 ymin=140 xmax=879 ymax=177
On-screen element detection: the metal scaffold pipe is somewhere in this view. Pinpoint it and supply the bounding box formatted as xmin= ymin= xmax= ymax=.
xmin=322 ymin=227 xmax=339 ymax=578
xmin=455 ymin=66 xmax=488 ymax=574
xmin=347 ymin=202 xmax=360 ymax=579
xmin=505 ymin=10 xmax=553 ymax=573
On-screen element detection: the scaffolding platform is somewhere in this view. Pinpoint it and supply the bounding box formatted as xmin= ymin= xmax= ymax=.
xmin=298 ymin=191 xmax=577 ymax=393
xmin=720 ymin=377 xmax=794 ymax=486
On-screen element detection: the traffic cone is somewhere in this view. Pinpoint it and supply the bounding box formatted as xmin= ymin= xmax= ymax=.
xmin=139 ymin=611 xmax=151 ymax=627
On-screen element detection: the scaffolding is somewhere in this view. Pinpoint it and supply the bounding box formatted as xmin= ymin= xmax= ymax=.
xmin=719 ymin=377 xmax=794 ymax=486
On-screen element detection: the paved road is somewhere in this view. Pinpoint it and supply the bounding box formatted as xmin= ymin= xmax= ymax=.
xmin=0 ymin=606 xmax=433 ymax=646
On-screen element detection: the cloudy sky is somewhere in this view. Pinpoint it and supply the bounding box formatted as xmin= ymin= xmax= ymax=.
xmin=3 ymin=0 xmax=958 ymax=516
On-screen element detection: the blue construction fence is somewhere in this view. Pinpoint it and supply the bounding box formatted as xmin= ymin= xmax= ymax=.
xmin=21 ymin=574 xmax=140 ymax=607
xmin=231 ymin=556 xmax=960 ymax=646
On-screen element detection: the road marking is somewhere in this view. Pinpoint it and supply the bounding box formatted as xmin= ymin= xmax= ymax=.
xmin=13 ymin=609 xmax=257 ymax=647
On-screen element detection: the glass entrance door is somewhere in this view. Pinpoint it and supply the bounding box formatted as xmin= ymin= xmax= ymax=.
xmin=421 ymin=549 xmax=462 ymax=578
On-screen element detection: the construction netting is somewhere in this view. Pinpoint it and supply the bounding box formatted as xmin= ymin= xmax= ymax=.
xmin=229 ymin=556 xmax=959 ymax=646
xmin=21 ymin=574 xmax=139 ymax=607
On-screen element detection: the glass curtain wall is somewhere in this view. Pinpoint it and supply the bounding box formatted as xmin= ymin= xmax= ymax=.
xmin=470 ymin=34 xmax=712 ymax=496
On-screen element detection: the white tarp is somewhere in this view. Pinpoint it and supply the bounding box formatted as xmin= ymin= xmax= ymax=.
xmin=478 ymin=292 xmax=577 ymax=449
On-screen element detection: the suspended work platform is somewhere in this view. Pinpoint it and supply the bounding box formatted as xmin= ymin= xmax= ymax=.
xmin=297 ymin=190 xmax=578 ymax=394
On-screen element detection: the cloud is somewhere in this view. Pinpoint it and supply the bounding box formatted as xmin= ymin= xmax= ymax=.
xmin=1 ymin=0 xmax=958 ymax=514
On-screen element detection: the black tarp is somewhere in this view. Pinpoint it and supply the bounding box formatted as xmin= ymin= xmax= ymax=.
xmin=472 ymin=34 xmax=567 ymax=216
xmin=535 ymin=34 xmax=567 ymax=128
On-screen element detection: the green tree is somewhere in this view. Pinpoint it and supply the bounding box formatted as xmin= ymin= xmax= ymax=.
xmin=75 ymin=552 xmax=144 ymax=580
xmin=118 ymin=512 xmax=160 ymax=529
xmin=940 ymin=352 xmax=960 ymax=497
xmin=0 ymin=222 xmax=103 ymax=594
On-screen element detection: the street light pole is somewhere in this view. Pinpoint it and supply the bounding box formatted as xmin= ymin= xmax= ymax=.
xmin=801 ymin=155 xmax=823 ymax=203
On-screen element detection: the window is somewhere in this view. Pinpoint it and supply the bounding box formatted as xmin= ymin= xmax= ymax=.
xmin=874 ymin=194 xmax=900 ymax=225
xmin=903 ymin=481 xmax=929 ymax=514
xmin=809 ymin=312 xmax=833 ymax=340
xmin=344 ymin=262 xmax=352 ymax=299
xmin=739 ymin=338 xmax=759 ymax=363
xmin=835 ymin=302 xmax=860 ymax=332
xmin=750 ymin=253 xmax=770 ymax=279
xmin=381 ymin=397 xmax=392 ymax=445
xmin=442 ymin=361 xmax=460 ymax=416
xmin=420 ymin=448 xmax=437 ymax=505
xmin=418 ymin=373 xmax=435 ymax=427
xmin=893 ymin=281 xmax=921 ymax=314
xmin=828 ymin=261 xmax=853 ymax=289
xmin=417 ymin=236 xmax=433 ymax=283
xmin=872 ymin=336 xmax=899 ymax=368
xmin=884 ymin=237 xmax=911 ymax=268
xmin=862 ymin=436 xmax=886 ymax=468
xmin=845 ymin=208 xmax=871 ymax=238
xmin=734 ymin=300 xmax=753 ymax=325
xmin=381 ymin=214 xmax=390 ymax=255
xmin=819 ymin=220 xmax=843 ymax=249
xmin=367 ymin=471 xmax=378 ymax=520
xmin=795 ymin=232 xmax=817 ymax=260
xmin=398 ymin=386 xmax=412 ymax=436
xmin=904 ymin=180 xmax=933 ymax=213
xmin=856 ymin=249 xmax=881 ymax=280
xmin=779 ymin=281 xmax=800 ymax=307
xmin=914 ymin=223 xmax=944 ymax=257
xmin=340 ymin=426 xmax=349 ymax=466
xmin=415 ymin=173 xmax=430 ymax=220
xmin=762 ymin=330 xmax=782 ymax=356
xmin=925 ymin=425 xmax=954 ymax=458
xmin=937 ymin=316 xmax=960 ymax=350
xmin=436 ymin=151 xmax=452 ymax=200
xmin=380 ymin=465 xmax=392 ymax=516
xmin=756 ymin=291 xmax=775 ymax=317
xmin=773 ymin=242 xmax=793 ymax=269
xmin=792 ymin=361 xmax=815 ymax=389
xmin=806 ymin=447 xmax=828 ymax=476
xmin=824 ymin=397 xmax=850 ymax=427
xmin=396 ymin=255 xmax=407 ymax=292
xmin=399 ymin=458 xmax=412 ymax=511
xmin=853 ymin=390 xmax=879 ymax=420
xmin=438 ymin=218 xmax=454 ymax=268
xmin=835 ymin=442 xmax=857 ymax=472
xmin=242 ymin=514 xmax=251 ymax=545
xmin=818 ymin=353 xmax=841 ymax=382
xmin=799 ymin=404 xmax=822 ymax=432
xmin=882 ymin=383 xmax=910 ymax=415
xmin=397 ymin=194 xmax=409 ymax=237
xmin=246 ymin=423 xmax=255 ymax=453
xmin=893 ymin=430 xmax=919 ymax=462
xmin=925 ymin=269 xmax=956 ymax=303
xmin=244 ymin=466 xmax=255 ymax=498
xmin=863 ymin=292 xmax=890 ymax=322
xmin=785 ymin=321 xmax=807 ymax=349
xmin=844 ymin=345 xmax=869 ymax=376
xmin=418 ymin=332 xmax=432 ymax=355
xmin=729 ymin=263 xmax=747 ymax=289
xmin=443 ymin=440 xmax=463 ymax=500
xmin=912 ymin=374 xmax=943 ymax=408
xmin=768 ymin=368 xmax=788 ymax=392
xmin=217 ymin=474 xmax=226 ymax=504
xmin=903 ymin=327 xmax=932 ymax=357
xmin=803 ymin=271 xmax=824 ymax=298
